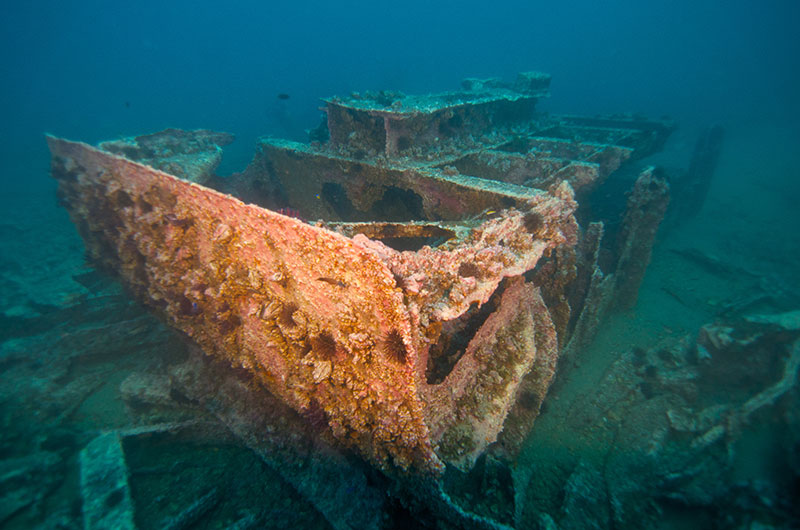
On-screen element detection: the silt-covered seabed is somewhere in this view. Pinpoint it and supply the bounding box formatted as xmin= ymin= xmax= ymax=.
xmin=1 ymin=77 xmax=799 ymax=529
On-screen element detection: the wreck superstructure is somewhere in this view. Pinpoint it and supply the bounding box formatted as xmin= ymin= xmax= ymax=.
xmin=49 ymin=71 xmax=674 ymax=487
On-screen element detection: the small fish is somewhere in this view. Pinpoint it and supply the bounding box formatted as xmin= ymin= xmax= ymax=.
xmin=277 ymin=93 xmax=290 ymax=100
xmin=467 ymin=208 xmax=501 ymax=223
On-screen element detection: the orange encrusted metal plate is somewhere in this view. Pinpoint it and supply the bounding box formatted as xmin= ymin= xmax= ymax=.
xmin=48 ymin=133 xmax=577 ymax=474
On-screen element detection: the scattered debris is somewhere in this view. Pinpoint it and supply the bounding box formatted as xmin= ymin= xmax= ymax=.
xmin=669 ymin=124 xmax=724 ymax=220
xmin=159 ymin=487 xmax=221 ymax=530
xmin=79 ymin=432 xmax=136 ymax=530
xmin=99 ymin=129 xmax=234 ymax=185
xmin=169 ymin=349 xmax=386 ymax=530
xmin=0 ymin=451 xmax=63 ymax=525
xmin=613 ymin=167 xmax=670 ymax=309
xmin=670 ymin=247 xmax=758 ymax=279
xmin=516 ymin=308 xmax=800 ymax=529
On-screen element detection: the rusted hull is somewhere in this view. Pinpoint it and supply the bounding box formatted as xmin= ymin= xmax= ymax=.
xmin=48 ymin=71 xmax=675 ymax=481
xmin=49 ymin=135 xmax=576 ymax=474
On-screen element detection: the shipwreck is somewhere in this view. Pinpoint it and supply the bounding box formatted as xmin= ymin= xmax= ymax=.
xmin=48 ymin=71 xmax=688 ymax=527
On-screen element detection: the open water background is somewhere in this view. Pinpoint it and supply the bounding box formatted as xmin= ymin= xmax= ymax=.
xmin=1 ymin=0 xmax=798 ymax=192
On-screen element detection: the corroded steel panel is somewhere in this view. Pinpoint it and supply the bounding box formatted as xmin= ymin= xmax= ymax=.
xmin=49 ymin=135 xmax=576 ymax=474
xmin=48 ymin=72 xmax=676 ymax=485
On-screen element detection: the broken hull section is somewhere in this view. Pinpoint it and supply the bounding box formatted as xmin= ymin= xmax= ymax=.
xmin=48 ymin=135 xmax=575 ymax=475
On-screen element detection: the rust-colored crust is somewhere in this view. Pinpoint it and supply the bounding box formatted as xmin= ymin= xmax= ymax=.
xmin=48 ymin=135 xmax=577 ymax=474
xmin=49 ymin=136 xmax=438 ymax=472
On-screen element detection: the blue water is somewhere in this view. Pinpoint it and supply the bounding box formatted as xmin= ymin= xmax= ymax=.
xmin=2 ymin=0 xmax=798 ymax=189
xmin=1 ymin=1 xmax=799 ymax=528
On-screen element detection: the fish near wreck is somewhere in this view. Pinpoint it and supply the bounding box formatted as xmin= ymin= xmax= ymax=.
xmin=48 ymin=135 xmax=576 ymax=474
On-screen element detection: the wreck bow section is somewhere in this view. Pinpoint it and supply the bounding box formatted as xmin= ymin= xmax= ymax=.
xmin=48 ymin=71 xmax=674 ymax=481
xmin=48 ymin=133 xmax=576 ymax=475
